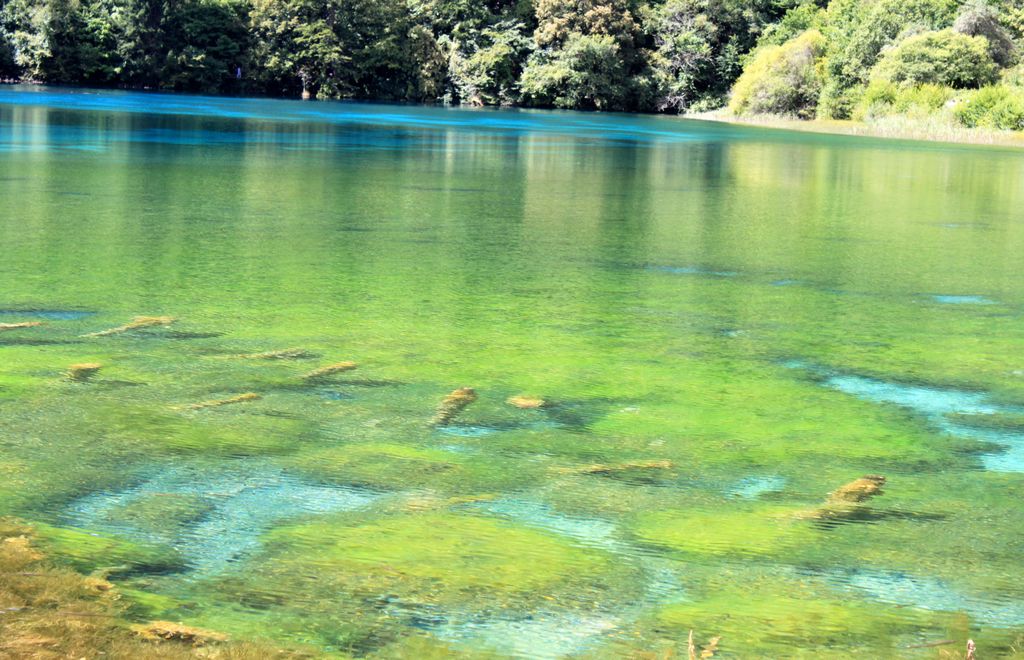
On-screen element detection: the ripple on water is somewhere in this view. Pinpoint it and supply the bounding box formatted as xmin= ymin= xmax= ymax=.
xmin=63 ymin=462 xmax=380 ymax=575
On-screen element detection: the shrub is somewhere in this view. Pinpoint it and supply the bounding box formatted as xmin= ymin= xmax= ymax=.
xmin=729 ymin=29 xmax=826 ymax=118
xmin=817 ymin=79 xmax=864 ymax=120
xmin=1003 ymin=63 xmax=1024 ymax=87
xmin=827 ymin=0 xmax=960 ymax=84
xmin=954 ymin=84 xmax=1024 ymax=129
xmin=871 ymin=29 xmax=999 ymax=88
xmin=854 ymin=80 xmax=954 ymax=119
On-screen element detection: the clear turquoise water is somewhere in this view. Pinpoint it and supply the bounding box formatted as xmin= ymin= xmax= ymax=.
xmin=1 ymin=85 xmax=1024 ymax=657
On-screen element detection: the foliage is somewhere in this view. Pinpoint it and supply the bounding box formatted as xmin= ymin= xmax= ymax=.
xmin=871 ymin=29 xmax=999 ymax=88
xmin=521 ymin=32 xmax=634 ymax=109
xmin=854 ymin=79 xmax=954 ymax=119
xmin=162 ymin=0 xmax=250 ymax=93
xmin=816 ymin=0 xmax=958 ymax=117
xmin=521 ymin=0 xmax=653 ymax=110
xmin=729 ymin=29 xmax=825 ymax=117
xmin=953 ymin=0 xmax=1016 ymax=67
xmin=449 ymin=20 xmax=531 ymax=105
xmin=0 ymin=0 xmax=1022 ymax=126
xmin=954 ymin=83 xmax=1024 ymax=129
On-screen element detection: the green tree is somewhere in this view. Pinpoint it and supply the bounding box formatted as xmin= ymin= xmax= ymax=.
xmin=953 ymin=0 xmax=1015 ymax=67
xmin=644 ymin=0 xmax=718 ymax=111
xmin=870 ymin=29 xmax=999 ymax=88
xmin=449 ymin=19 xmax=530 ymax=104
xmin=162 ymin=0 xmax=250 ymax=93
xmin=520 ymin=0 xmax=655 ymax=110
xmin=250 ymin=0 xmax=414 ymax=99
xmin=520 ymin=31 xmax=633 ymax=108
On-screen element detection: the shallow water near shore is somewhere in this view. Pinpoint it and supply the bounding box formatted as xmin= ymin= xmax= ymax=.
xmin=2 ymin=85 xmax=1024 ymax=657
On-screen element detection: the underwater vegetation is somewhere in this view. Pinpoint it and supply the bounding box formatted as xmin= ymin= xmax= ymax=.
xmin=3 ymin=91 xmax=1024 ymax=658
xmin=2 ymin=296 xmax=1023 ymax=658
xmin=0 ymin=519 xmax=303 ymax=658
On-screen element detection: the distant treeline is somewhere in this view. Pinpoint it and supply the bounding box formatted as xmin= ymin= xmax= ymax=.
xmin=1 ymin=0 xmax=1023 ymax=125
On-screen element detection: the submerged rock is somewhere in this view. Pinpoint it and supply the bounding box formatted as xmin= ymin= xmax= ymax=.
xmin=66 ymin=362 xmax=102 ymax=382
xmin=84 ymin=316 xmax=175 ymax=337
xmin=507 ymin=395 xmax=546 ymax=409
xmin=801 ymin=475 xmax=887 ymax=522
xmin=132 ymin=620 xmax=228 ymax=645
xmin=827 ymin=475 xmax=886 ymax=504
xmin=186 ymin=392 xmax=261 ymax=410
xmin=303 ymin=361 xmax=358 ymax=381
xmin=0 ymin=321 xmax=44 ymax=331
xmin=432 ymin=387 xmax=478 ymax=426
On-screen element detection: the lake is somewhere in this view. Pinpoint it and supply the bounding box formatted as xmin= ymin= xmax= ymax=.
xmin=1 ymin=85 xmax=1023 ymax=658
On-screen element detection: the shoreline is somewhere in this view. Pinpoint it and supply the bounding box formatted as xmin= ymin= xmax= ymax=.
xmin=689 ymin=110 xmax=1024 ymax=149
xmin=6 ymin=80 xmax=1024 ymax=148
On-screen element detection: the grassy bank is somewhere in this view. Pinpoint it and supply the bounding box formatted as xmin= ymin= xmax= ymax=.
xmin=693 ymin=110 xmax=1024 ymax=148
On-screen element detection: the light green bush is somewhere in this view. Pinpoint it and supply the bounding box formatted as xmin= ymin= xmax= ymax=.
xmin=730 ymin=30 xmax=826 ymax=118
xmin=854 ymin=80 xmax=954 ymax=119
xmin=871 ymin=29 xmax=999 ymax=88
xmin=954 ymin=84 xmax=1024 ymax=129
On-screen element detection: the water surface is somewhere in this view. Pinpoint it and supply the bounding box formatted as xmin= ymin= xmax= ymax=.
xmin=2 ymin=86 xmax=1023 ymax=658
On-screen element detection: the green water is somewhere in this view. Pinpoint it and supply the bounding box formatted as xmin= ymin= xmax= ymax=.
xmin=2 ymin=85 xmax=1024 ymax=658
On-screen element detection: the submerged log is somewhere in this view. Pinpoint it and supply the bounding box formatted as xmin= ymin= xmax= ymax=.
xmin=553 ymin=459 xmax=674 ymax=475
xmin=84 ymin=316 xmax=175 ymax=337
xmin=186 ymin=393 xmax=261 ymax=410
xmin=303 ymin=361 xmax=358 ymax=381
xmin=66 ymin=363 xmax=102 ymax=382
xmin=507 ymin=395 xmax=546 ymax=409
xmin=431 ymin=387 xmax=477 ymax=426
xmin=0 ymin=321 xmax=43 ymax=331
xmin=237 ymin=348 xmax=316 ymax=360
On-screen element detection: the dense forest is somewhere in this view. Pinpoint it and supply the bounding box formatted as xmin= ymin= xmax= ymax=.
xmin=1 ymin=0 xmax=1023 ymax=128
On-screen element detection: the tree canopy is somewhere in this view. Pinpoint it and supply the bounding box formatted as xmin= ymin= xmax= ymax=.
xmin=1 ymin=0 xmax=1023 ymax=123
